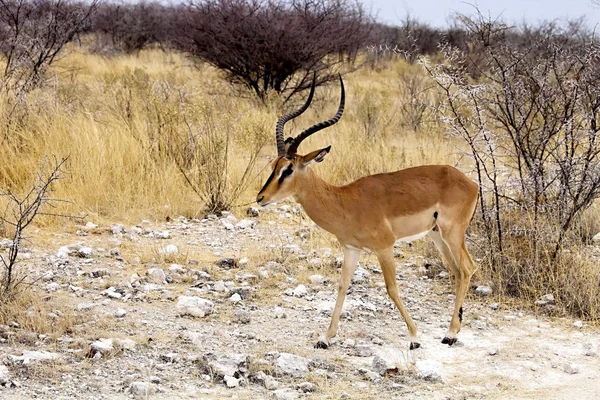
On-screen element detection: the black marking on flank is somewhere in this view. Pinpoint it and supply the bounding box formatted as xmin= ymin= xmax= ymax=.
xmin=433 ymin=211 xmax=438 ymax=219
xmin=459 ymin=306 xmax=463 ymax=322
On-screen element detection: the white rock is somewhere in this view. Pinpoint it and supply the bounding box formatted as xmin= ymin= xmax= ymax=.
xmin=90 ymin=339 xmax=114 ymax=355
xmin=563 ymin=363 xmax=580 ymax=374
xmin=292 ymin=284 xmax=308 ymax=297
xmin=159 ymin=244 xmax=178 ymax=255
xmin=111 ymin=224 xmax=125 ymax=234
xmin=573 ymin=320 xmax=584 ymax=329
xmin=176 ymin=296 xmax=214 ymax=318
xmin=146 ymin=268 xmax=166 ymax=283
xmin=475 ymin=286 xmax=492 ymax=296
xmin=155 ymin=230 xmax=170 ymax=239
xmin=592 ymin=232 xmax=600 ymax=243
xmin=10 ymin=351 xmax=60 ymax=364
xmin=143 ymin=284 xmax=164 ymax=292
xmin=224 ymin=375 xmax=240 ymax=388
xmin=221 ymin=220 xmax=235 ymax=230
xmin=85 ymin=221 xmax=98 ymax=230
xmin=235 ymin=219 xmax=256 ymax=229
xmin=585 ymin=344 xmax=598 ymax=357
xmin=372 ymin=355 xmax=397 ymax=375
xmin=77 ymin=246 xmax=93 ymax=258
xmin=271 ymin=388 xmax=299 ymax=400
xmin=0 ymin=365 xmax=10 ymax=384
xmin=230 ymin=293 xmax=242 ymax=303
xmin=309 ymin=274 xmax=326 ymax=285
xmin=276 ymin=353 xmax=309 ymax=378
xmin=415 ymin=360 xmax=443 ymax=382
xmin=44 ymin=282 xmax=60 ymax=292
xmin=113 ymin=308 xmax=127 ymax=318
xmin=488 ymin=347 xmax=499 ymax=356
xmin=352 ymin=267 xmax=370 ymax=283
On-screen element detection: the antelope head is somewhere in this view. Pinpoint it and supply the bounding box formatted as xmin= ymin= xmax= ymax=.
xmin=256 ymin=74 xmax=345 ymax=206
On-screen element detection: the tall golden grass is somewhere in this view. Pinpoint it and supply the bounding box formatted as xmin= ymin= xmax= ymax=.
xmin=0 ymin=47 xmax=454 ymax=224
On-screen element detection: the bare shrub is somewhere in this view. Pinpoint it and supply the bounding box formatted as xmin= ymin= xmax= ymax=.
xmin=425 ymin=12 xmax=600 ymax=318
xmin=91 ymin=1 xmax=171 ymax=54
xmin=0 ymin=156 xmax=67 ymax=296
xmin=174 ymin=0 xmax=372 ymax=102
xmin=0 ymin=0 xmax=98 ymax=95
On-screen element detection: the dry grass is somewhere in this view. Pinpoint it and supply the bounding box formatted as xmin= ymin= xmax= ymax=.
xmin=1 ymin=44 xmax=599 ymax=321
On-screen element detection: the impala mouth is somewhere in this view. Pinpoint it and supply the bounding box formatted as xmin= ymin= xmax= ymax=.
xmin=256 ymin=196 xmax=269 ymax=206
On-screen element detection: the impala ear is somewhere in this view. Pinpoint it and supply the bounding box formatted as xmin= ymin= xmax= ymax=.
xmin=302 ymin=146 xmax=331 ymax=166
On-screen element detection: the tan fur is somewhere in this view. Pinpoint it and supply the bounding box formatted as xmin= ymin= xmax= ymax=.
xmin=257 ymin=151 xmax=479 ymax=348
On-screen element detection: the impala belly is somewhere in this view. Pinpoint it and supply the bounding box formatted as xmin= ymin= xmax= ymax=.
xmin=390 ymin=209 xmax=438 ymax=241
xmin=398 ymin=230 xmax=430 ymax=242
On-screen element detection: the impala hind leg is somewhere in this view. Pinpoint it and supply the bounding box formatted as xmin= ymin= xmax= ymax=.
xmin=315 ymin=246 xmax=360 ymax=349
xmin=377 ymin=247 xmax=420 ymax=350
xmin=438 ymin=226 xmax=476 ymax=345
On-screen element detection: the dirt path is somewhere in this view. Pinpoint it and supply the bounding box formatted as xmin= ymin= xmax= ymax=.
xmin=0 ymin=208 xmax=598 ymax=399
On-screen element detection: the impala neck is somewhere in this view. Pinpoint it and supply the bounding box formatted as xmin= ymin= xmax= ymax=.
xmin=293 ymin=168 xmax=344 ymax=234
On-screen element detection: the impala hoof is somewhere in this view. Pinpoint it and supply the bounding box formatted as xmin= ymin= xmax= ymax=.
xmin=315 ymin=340 xmax=329 ymax=349
xmin=409 ymin=342 xmax=421 ymax=350
xmin=442 ymin=337 xmax=458 ymax=346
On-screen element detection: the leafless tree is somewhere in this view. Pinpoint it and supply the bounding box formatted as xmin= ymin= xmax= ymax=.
xmin=173 ymin=0 xmax=372 ymax=102
xmin=0 ymin=0 xmax=98 ymax=95
xmin=425 ymin=12 xmax=600 ymax=275
xmin=0 ymin=157 xmax=68 ymax=296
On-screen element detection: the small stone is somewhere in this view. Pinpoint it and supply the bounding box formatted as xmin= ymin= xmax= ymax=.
xmin=475 ymin=286 xmax=492 ymax=296
xmin=415 ymin=360 xmax=443 ymax=382
xmin=274 ymin=307 xmax=287 ymax=319
xmin=230 ymin=293 xmax=242 ymax=303
xmin=9 ymin=351 xmax=61 ymax=364
xmin=215 ymin=258 xmax=236 ymax=269
xmin=354 ymin=344 xmax=373 ymax=357
xmin=592 ymin=232 xmax=600 ymax=243
xmin=352 ymin=267 xmax=370 ymax=283
xmin=130 ymin=381 xmax=155 ymax=397
xmin=504 ymin=315 xmax=517 ymax=321
xmin=563 ymin=363 xmax=579 ymax=374
xmin=271 ymin=388 xmax=299 ymax=400
xmin=78 ymin=247 xmax=93 ymax=258
xmin=246 ymin=206 xmax=260 ymax=217
xmin=236 ymin=219 xmax=256 ymax=229
xmin=309 ymin=274 xmax=326 ymax=285
xmin=224 ymin=375 xmax=240 ymax=388
xmin=491 ymin=303 xmax=500 ymax=310
xmin=232 ymin=309 xmax=251 ymax=324
xmin=108 ymin=248 xmax=121 ymax=257
xmin=584 ymin=344 xmax=598 ymax=357
xmin=573 ymin=320 xmax=584 ymax=329
xmin=339 ymin=392 xmax=351 ymax=399
xmin=84 ymin=221 xmax=98 ymax=230
xmin=44 ymin=282 xmax=60 ymax=292
xmin=372 ymin=355 xmax=397 ymax=376
xmin=342 ymin=338 xmax=356 ymax=348
xmin=488 ymin=347 xmax=499 ymax=356
xmin=146 ymin=268 xmax=166 ymax=283
xmin=539 ymin=293 xmax=555 ymax=304
xmin=113 ymin=308 xmax=127 ymax=318
xmin=293 ymin=284 xmax=308 ymax=297
xmin=111 ymin=224 xmax=126 ymax=234
xmin=0 ymin=365 xmax=10 ymax=385
xmin=89 ymin=339 xmax=114 ymax=356
xmin=161 ymin=353 xmax=179 ymax=363
xmin=176 ymin=296 xmax=214 ymax=318
xmin=276 ymin=353 xmax=309 ymax=378
xmin=155 ymin=230 xmax=170 ymax=239
xmin=298 ymin=382 xmax=316 ymax=393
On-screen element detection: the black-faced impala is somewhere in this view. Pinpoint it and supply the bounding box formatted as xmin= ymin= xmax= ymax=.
xmin=257 ymin=75 xmax=479 ymax=350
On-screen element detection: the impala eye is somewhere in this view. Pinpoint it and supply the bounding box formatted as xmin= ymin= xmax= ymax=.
xmin=278 ymin=166 xmax=293 ymax=184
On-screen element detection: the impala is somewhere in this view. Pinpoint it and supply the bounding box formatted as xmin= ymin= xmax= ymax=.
xmin=257 ymin=75 xmax=479 ymax=350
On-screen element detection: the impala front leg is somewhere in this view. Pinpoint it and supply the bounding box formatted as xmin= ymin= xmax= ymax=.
xmin=315 ymin=246 xmax=360 ymax=349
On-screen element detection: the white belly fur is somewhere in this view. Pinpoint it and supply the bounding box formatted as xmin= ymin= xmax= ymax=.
xmin=398 ymin=230 xmax=430 ymax=243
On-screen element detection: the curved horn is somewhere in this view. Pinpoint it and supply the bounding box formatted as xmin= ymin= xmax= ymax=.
xmin=286 ymin=74 xmax=345 ymax=159
xmin=275 ymin=73 xmax=316 ymax=156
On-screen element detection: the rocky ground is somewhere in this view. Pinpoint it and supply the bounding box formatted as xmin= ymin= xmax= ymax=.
xmin=0 ymin=204 xmax=599 ymax=399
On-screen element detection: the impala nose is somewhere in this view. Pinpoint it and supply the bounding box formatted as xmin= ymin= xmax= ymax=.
xmin=257 ymin=196 xmax=264 ymax=205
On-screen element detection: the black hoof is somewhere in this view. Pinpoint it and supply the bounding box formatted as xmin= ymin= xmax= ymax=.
xmin=441 ymin=337 xmax=458 ymax=346
xmin=409 ymin=342 xmax=421 ymax=350
xmin=315 ymin=340 xmax=329 ymax=349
